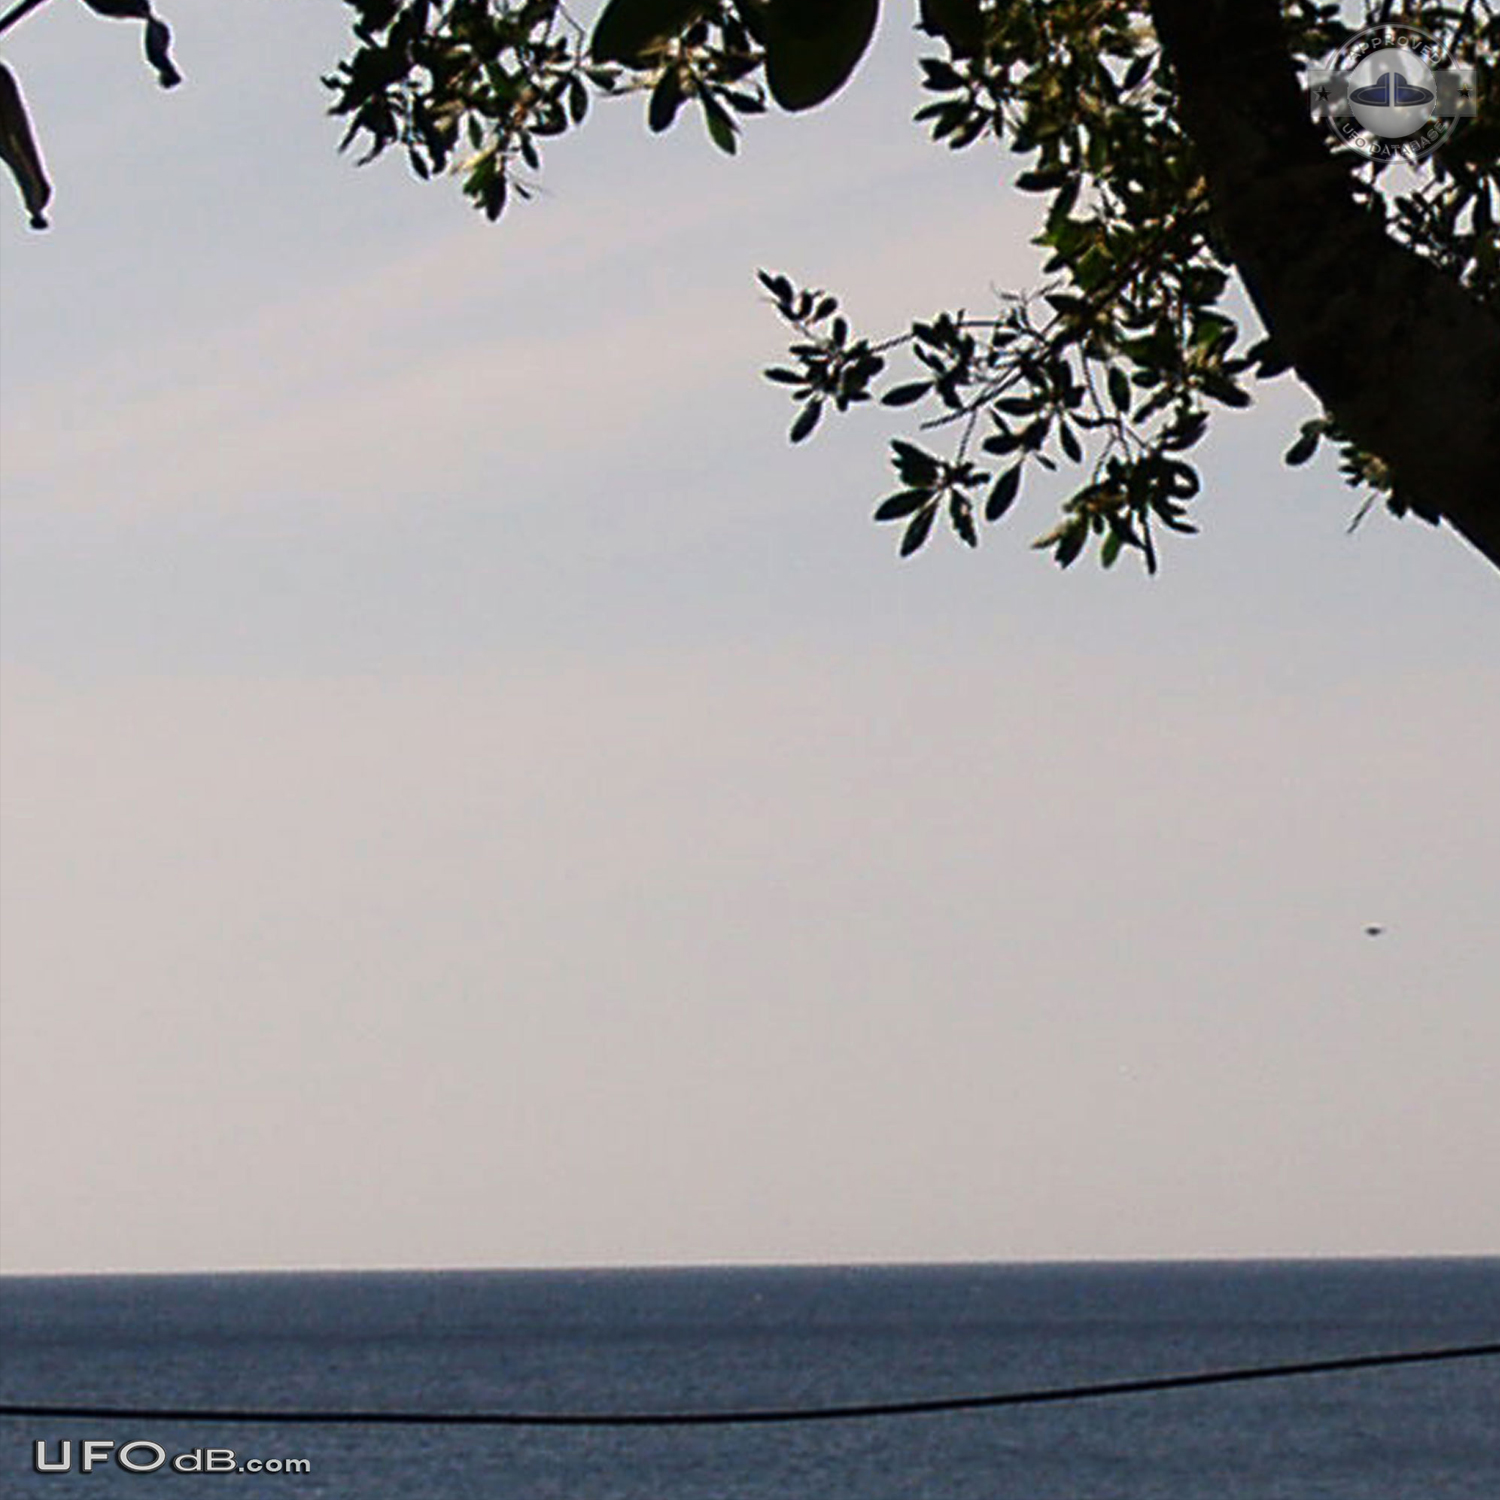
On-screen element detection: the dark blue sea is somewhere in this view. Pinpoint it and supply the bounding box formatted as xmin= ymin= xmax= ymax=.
xmin=2 ymin=1259 xmax=1497 ymax=1497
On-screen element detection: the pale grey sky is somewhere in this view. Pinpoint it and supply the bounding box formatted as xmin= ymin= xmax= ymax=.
xmin=1 ymin=3 xmax=1496 ymax=1273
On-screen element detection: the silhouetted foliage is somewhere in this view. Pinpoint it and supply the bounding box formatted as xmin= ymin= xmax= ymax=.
xmin=7 ymin=2 xmax=1498 ymax=572
xmin=323 ymin=0 xmax=1500 ymax=573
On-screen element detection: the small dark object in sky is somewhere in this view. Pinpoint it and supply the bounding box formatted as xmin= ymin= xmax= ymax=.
xmin=1364 ymin=925 xmax=1386 ymax=937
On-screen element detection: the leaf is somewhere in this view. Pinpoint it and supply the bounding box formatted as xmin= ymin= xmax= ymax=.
xmin=1162 ymin=459 xmax=1200 ymax=497
xmin=700 ymin=91 xmax=739 ymax=154
xmin=648 ymin=69 xmax=686 ymax=133
xmin=981 ymin=430 xmax=1020 ymax=456
xmin=1122 ymin=52 xmax=1153 ymax=90
xmin=1181 ymin=267 xmax=1229 ymax=305
xmin=881 ymin=382 xmax=930 ymax=407
xmin=918 ymin=0 xmax=984 ymax=57
xmin=728 ymin=0 xmax=770 ymax=43
xmin=890 ymin=439 xmax=940 ymax=486
xmin=1246 ymin=336 xmax=1294 ymax=378
xmin=1152 ymin=497 xmax=1198 ymax=534
xmin=949 ymin=491 xmax=978 ymax=547
xmin=1054 ymin=523 xmax=1086 ymax=568
xmin=762 ymin=0 xmax=879 ymax=113
xmin=757 ymin=269 xmax=794 ymax=304
xmin=875 ymin=489 xmax=931 ymax=521
xmin=79 ymin=1 xmax=182 ymax=88
xmin=1285 ymin=424 xmax=1322 ymax=466
xmin=1161 ymin=411 xmax=1208 ymax=451
xmin=592 ymin=0 xmax=706 ymax=65
xmin=0 ymin=63 xmax=50 ymax=230
xmin=790 ymin=400 xmax=823 ymax=443
xmin=919 ymin=58 xmax=965 ymax=91
xmin=1016 ymin=166 xmax=1070 ymax=191
xmin=1107 ymin=366 xmax=1131 ymax=411
xmin=568 ymin=76 xmax=590 ymax=126
xmin=1201 ymin=371 xmax=1252 ymax=408
xmin=900 ymin=504 xmax=937 ymax=557
xmin=986 ymin=466 xmax=1021 ymax=521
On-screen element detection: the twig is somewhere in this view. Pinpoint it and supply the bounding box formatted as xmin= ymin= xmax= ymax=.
xmin=0 ymin=0 xmax=55 ymax=41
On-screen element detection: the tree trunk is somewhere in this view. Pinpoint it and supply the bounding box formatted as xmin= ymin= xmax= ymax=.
xmin=1148 ymin=0 xmax=1500 ymax=573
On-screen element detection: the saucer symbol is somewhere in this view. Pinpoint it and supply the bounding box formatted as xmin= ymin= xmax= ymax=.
xmin=1350 ymin=70 xmax=1435 ymax=107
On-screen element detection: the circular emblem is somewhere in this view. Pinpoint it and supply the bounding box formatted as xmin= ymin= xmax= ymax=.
xmin=1316 ymin=22 xmax=1472 ymax=162
xmin=1346 ymin=47 xmax=1437 ymax=138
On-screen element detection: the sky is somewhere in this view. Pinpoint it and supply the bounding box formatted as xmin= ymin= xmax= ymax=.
xmin=1 ymin=2 xmax=1496 ymax=1275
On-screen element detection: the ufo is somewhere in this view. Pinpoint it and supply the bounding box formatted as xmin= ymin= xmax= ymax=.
xmin=1350 ymin=71 xmax=1435 ymax=108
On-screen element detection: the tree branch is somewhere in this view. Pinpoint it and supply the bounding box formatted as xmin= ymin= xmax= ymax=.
xmin=1149 ymin=0 xmax=1500 ymax=571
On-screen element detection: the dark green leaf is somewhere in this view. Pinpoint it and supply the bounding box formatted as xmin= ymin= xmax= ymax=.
xmin=593 ymin=0 xmax=705 ymax=64
xmin=1182 ymin=267 xmax=1229 ymax=304
xmin=1016 ymin=167 xmax=1070 ymax=192
xmin=881 ymin=382 xmax=931 ymax=407
xmin=1247 ymin=337 xmax=1294 ymax=378
xmin=568 ymin=76 xmax=590 ymax=126
xmin=758 ymin=269 xmax=794 ymax=303
xmin=919 ymin=58 xmax=965 ymax=91
xmin=919 ymin=0 xmax=985 ymax=57
xmin=875 ymin=488 xmax=931 ymax=521
xmin=700 ymin=90 xmax=738 ymax=153
xmin=763 ymin=0 xmax=879 ymax=112
xmin=1054 ymin=523 xmax=1086 ymax=568
xmin=648 ymin=69 xmax=686 ymax=132
xmin=1122 ymin=52 xmax=1153 ymax=90
xmin=1161 ymin=412 xmax=1209 ymax=451
xmin=1285 ymin=426 xmax=1321 ymax=466
xmin=790 ymin=400 xmax=823 ymax=443
xmin=900 ymin=504 xmax=937 ymax=557
xmin=891 ymin=439 xmax=941 ymax=485
xmin=1162 ymin=459 xmax=1200 ymax=497
xmin=949 ymin=492 xmax=978 ymax=547
xmin=1201 ymin=372 xmax=1252 ymax=408
xmin=0 ymin=63 xmax=51 ymax=229
xmin=986 ymin=466 xmax=1022 ymax=521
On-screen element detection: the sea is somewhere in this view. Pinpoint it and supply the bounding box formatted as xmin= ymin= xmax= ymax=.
xmin=1 ymin=1259 xmax=1497 ymax=1498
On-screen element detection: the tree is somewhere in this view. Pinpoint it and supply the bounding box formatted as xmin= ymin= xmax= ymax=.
xmin=7 ymin=3 xmax=1498 ymax=574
